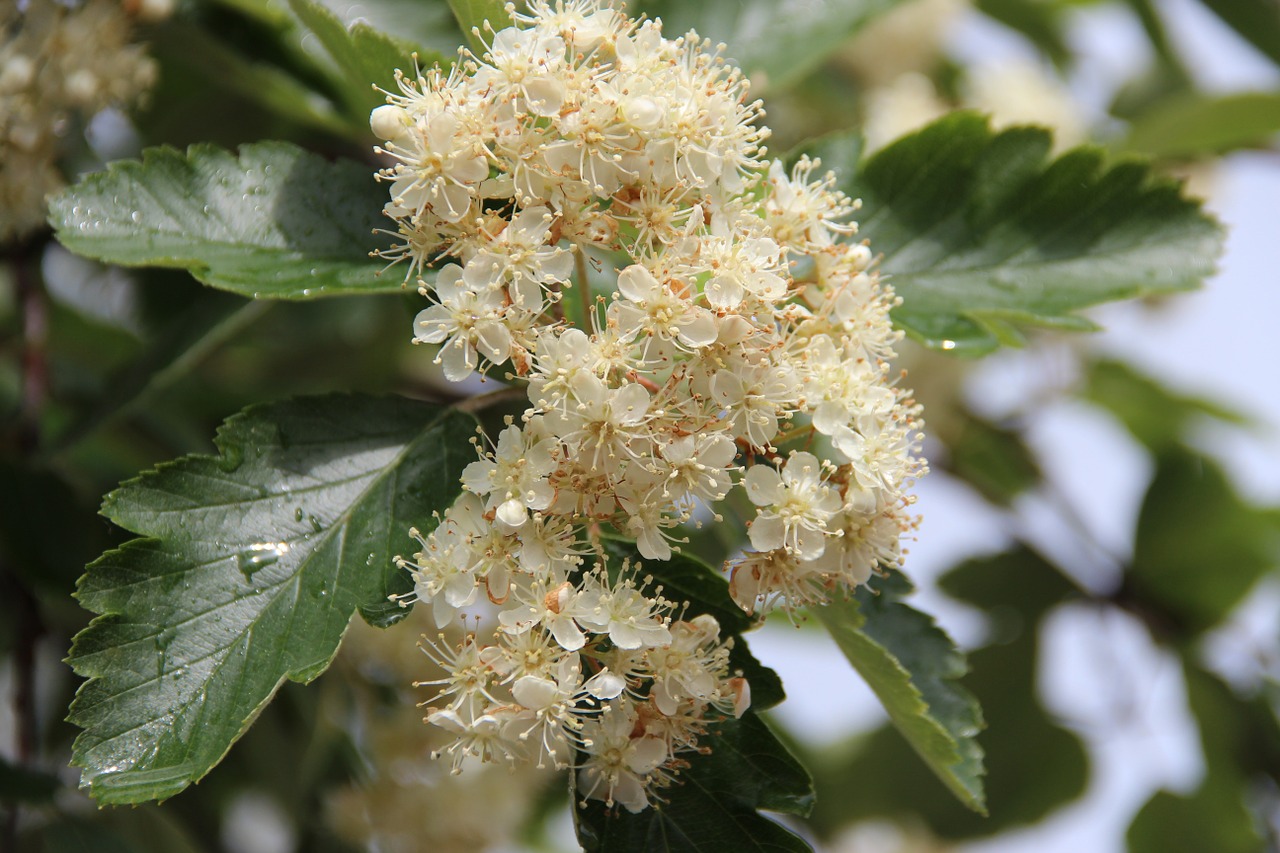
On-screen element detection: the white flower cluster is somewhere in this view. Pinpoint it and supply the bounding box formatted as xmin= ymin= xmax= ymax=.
xmin=375 ymin=0 xmax=925 ymax=811
xmin=1 ymin=0 xmax=166 ymax=243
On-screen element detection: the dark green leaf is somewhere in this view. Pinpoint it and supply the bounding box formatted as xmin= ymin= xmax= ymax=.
xmin=1195 ymin=0 xmax=1280 ymax=68
xmin=974 ymin=0 xmax=1072 ymax=66
xmin=0 ymin=757 xmax=60 ymax=804
xmin=639 ymin=0 xmax=902 ymax=93
xmin=942 ymin=410 xmax=1042 ymax=505
xmin=66 ymin=394 xmax=476 ymax=804
xmin=575 ymin=712 xmax=813 ymax=853
xmin=939 ymin=546 xmax=1079 ymax=615
xmin=1129 ymin=450 xmax=1280 ymax=635
xmin=53 ymin=291 xmax=269 ymax=453
xmin=447 ymin=0 xmax=513 ymax=54
xmin=50 ymin=143 xmax=400 ymax=300
xmin=142 ymin=20 xmax=353 ymax=142
xmin=0 ymin=462 xmax=107 ymax=593
xmin=288 ymin=0 xmax=438 ymax=123
xmin=1120 ymin=91 xmax=1280 ymax=159
xmin=37 ymin=821 xmax=143 ymax=853
xmin=1127 ymin=664 xmax=1269 ymax=853
xmin=1083 ymin=358 xmax=1248 ymax=453
xmin=815 ymin=571 xmax=986 ymax=812
xmin=828 ymin=113 xmax=1224 ymax=353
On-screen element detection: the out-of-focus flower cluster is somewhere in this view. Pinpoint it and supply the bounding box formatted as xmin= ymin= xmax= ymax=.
xmin=372 ymin=0 xmax=925 ymax=812
xmin=327 ymin=615 xmax=551 ymax=853
xmin=0 ymin=0 xmax=166 ymax=243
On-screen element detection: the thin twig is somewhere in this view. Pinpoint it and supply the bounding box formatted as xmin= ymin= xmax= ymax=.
xmin=14 ymin=246 xmax=47 ymax=455
xmin=574 ymin=248 xmax=593 ymax=328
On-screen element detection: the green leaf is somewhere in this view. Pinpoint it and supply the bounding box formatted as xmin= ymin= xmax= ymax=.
xmin=50 ymin=143 xmax=400 ymax=300
xmin=810 ymin=549 xmax=1086 ymax=839
xmin=1128 ymin=449 xmax=1280 ymax=635
xmin=447 ymin=0 xmax=513 ymax=54
xmin=575 ymin=712 xmax=813 ymax=853
xmin=288 ymin=0 xmax=438 ymax=123
xmin=53 ymin=291 xmax=270 ymax=453
xmin=0 ymin=461 xmax=107 ymax=593
xmin=66 ymin=394 xmax=476 ymax=804
xmin=142 ymin=20 xmax=353 ymax=141
xmin=1127 ymin=664 xmax=1269 ymax=853
xmin=1195 ymin=0 xmax=1280 ymax=68
xmin=311 ymin=0 xmax=464 ymax=57
xmin=974 ymin=0 xmax=1072 ymax=66
xmin=1083 ymin=358 xmax=1248 ymax=453
xmin=942 ymin=410 xmax=1042 ymax=505
xmin=1120 ymin=91 xmax=1280 ymax=159
xmin=38 ymin=821 xmax=144 ymax=853
xmin=639 ymin=0 xmax=902 ymax=93
xmin=0 ymin=756 xmax=60 ymax=804
xmin=822 ymin=113 xmax=1225 ymax=354
xmin=815 ymin=571 xmax=986 ymax=812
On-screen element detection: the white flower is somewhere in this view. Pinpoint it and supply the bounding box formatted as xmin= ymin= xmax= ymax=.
xmin=576 ymin=569 xmax=672 ymax=649
xmin=461 ymin=424 xmax=559 ymax=529
xmin=544 ymin=374 xmax=651 ymax=475
xmin=386 ymin=110 xmax=489 ymax=223
xmin=645 ymin=615 xmax=732 ymax=716
xmin=578 ymin=700 xmax=669 ymax=813
xmin=744 ymin=452 xmax=842 ymax=560
xmin=413 ymin=265 xmax=512 ymax=381
xmin=465 ymin=206 xmax=573 ymax=310
xmin=610 ymin=264 xmax=717 ymax=353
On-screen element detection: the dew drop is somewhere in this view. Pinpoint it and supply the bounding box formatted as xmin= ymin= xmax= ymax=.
xmin=235 ymin=541 xmax=290 ymax=580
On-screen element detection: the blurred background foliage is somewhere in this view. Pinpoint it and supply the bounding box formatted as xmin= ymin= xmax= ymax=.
xmin=2 ymin=0 xmax=1279 ymax=850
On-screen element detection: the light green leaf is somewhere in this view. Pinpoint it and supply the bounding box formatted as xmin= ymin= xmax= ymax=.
xmin=1120 ymin=91 xmax=1280 ymax=159
xmin=815 ymin=571 xmax=986 ymax=812
xmin=575 ymin=712 xmax=813 ymax=853
xmin=1083 ymin=358 xmax=1248 ymax=453
xmin=66 ymin=394 xmax=476 ymax=804
xmin=815 ymin=112 xmax=1225 ymax=354
xmin=810 ymin=549 xmax=1086 ymax=838
xmin=309 ymin=0 xmax=463 ymax=56
xmin=447 ymin=0 xmax=513 ymax=54
xmin=50 ymin=143 xmax=400 ymax=300
xmin=288 ymin=0 xmax=439 ymax=123
xmin=639 ymin=0 xmax=902 ymax=93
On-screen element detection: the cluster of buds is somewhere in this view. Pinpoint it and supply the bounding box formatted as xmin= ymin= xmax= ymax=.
xmin=374 ymin=0 xmax=925 ymax=811
xmin=1 ymin=0 xmax=167 ymax=243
